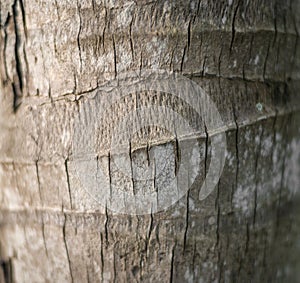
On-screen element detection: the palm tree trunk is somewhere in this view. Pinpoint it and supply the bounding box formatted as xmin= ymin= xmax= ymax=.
xmin=0 ymin=0 xmax=300 ymax=282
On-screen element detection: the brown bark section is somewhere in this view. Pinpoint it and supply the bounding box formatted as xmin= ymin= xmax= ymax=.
xmin=0 ymin=0 xmax=300 ymax=282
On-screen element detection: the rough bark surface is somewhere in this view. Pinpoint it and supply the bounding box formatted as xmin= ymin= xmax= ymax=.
xmin=0 ymin=0 xmax=300 ymax=282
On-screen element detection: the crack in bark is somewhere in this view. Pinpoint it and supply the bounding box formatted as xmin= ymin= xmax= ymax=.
xmin=216 ymin=202 xmax=221 ymax=249
xmin=0 ymin=258 xmax=13 ymax=283
xmin=63 ymin=214 xmax=74 ymax=283
xmin=35 ymin=160 xmax=43 ymax=205
xmin=174 ymin=137 xmax=180 ymax=177
xmin=54 ymin=0 xmax=60 ymax=20
xmin=100 ymin=233 xmax=104 ymax=282
xmin=76 ymin=0 xmax=83 ymax=72
xmin=107 ymin=152 xmax=113 ymax=203
xmin=112 ymin=35 xmax=117 ymax=78
xmin=102 ymin=8 xmax=107 ymax=51
xmin=139 ymin=50 xmax=143 ymax=75
xmin=3 ymin=13 xmax=11 ymax=83
xmin=129 ymin=15 xmax=135 ymax=61
xmin=180 ymin=46 xmax=187 ymax=73
xmin=232 ymin=106 xmax=239 ymax=209
xmin=263 ymin=38 xmax=271 ymax=80
xmin=128 ymin=140 xmax=136 ymax=195
xmin=169 ymin=244 xmax=175 ymax=283
xmin=245 ymin=222 xmax=250 ymax=254
xmin=41 ymin=220 xmax=49 ymax=258
xmin=187 ymin=19 xmax=192 ymax=51
xmin=145 ymin=210 xmax=154 ymax=257
xmin=218 ymin=46 xmax=223 ymax=78
xmin=104 ymin=204 xmax=109 ymax=246
xmin=229 ymin=0 xmax=241 ymax=53
xmin=183 ymin=187 xmax=190 ymax=252
xmin=201 ymin=56 xmax=207 ymax=77
xmin=204 ymin=124 xmax=209 ymax=180
xmin=12 ymin=0 xmax=25 ymax=112
xmin=65 ymin=159 xmax=73 ymax=210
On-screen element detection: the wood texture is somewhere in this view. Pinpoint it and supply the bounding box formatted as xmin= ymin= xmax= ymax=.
xmin=0 ymin=0 xmax=300 ymax=282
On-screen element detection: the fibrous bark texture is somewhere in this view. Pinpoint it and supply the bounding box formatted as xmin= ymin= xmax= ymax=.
xmin=0 ymin=0 xmax=300 ymax=282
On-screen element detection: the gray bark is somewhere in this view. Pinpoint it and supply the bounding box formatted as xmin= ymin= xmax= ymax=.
xmin=0 ymin=0 xmax=300 ymax=282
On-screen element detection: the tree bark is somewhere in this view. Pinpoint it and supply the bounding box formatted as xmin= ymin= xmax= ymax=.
xmin=0 ymin=0 xmax=300 ymax=282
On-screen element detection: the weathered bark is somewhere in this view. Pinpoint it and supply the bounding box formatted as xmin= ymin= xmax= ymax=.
xmin=0 ymin=0 xmax=300 ymax=282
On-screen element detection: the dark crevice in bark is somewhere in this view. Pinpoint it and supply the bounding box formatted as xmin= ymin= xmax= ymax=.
xmin=183 ymin=188 xmax=190 ymax=252
xmin=169 ymin=244 xmax=175 ymax=283
xmin=139 ymin=51 xmax=143 ymax=75
xmin=216 ymin=201 xmax=221 ymax=250
xmin=104 ymin=204 xmax=109 ymax=245
xmin=48 ymin=84 xmax=52 ymax=100
xmin=0 ymin=259 xmax=13 ymax=283
xmin=154 ymin=156 xmax=158 ymax=206
xmin=245 ymin=222 xmax=250 ymax=254
xmin=102 ymin=8 xmax=107 ymax=51
xmin=108 ymin=152 xmax=112 ymax=201
xmin=180 ymin=46 xmax=186 ymax=73
xmin=54 ymin=0 xmax=60 ymax=20
xmin=100 ymin=233 xmax=104 ymax=282
xmin=128 ymin=140 xmax=135 ymax=195
xmin=35 ymin=160 xmax=43 ymax=204
xmin=76 ymin=0 xmax=83 ymax=72
xmin=201 ymin=56 xmax=207 ymax=77
xmin=196 ymin=0 xmax=201 ymax=16
xmin=232 ymin=106 xmax=239 ymax=209
xmin=12 ymin=0 xmax=24 ymax=112
xmin=174 ymin=137 xmax=180 ymax=177
xmin=146 ymin=143 xmax=150 ymax=167
xmin=91 ymin=0 xmax=96 ymax=13
xmin=187 ymin=19 xmax=192 ymax=51
xmin=20 ymin=71 xmax=297 ymax=105
xmin=129 ymin=16 xmax=135 ymax=60
xmin=187 ymin=56 xmax=297 ymax=84
xmin=41 ymin=221 xmax=49 ymax=258
xmin=3 ymin=13 xmax=11 ymax=83
xmin=204 ymin=124 xmax=209 ymax=179
xmin=63 ymin=215 xmax=74 ymax=283
xmin=218 ymin=46 xmax=223 ymax=78
xmin=229 ymin=0 xmax=241 ymax=52
xmin=112 ymin=35 xmax=117 ymax=78
xmin=64 ymin=159 xmax=73 ymax=210
xmin=263 ymin=38 xmax=271 ymax=81
xmin=72 ymin=70 xmax=80 ymax=97
xmin=145 ymin=210 xmax=154 ymax=257
xmin=169 ymin=47 xmax=175 ymax=72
